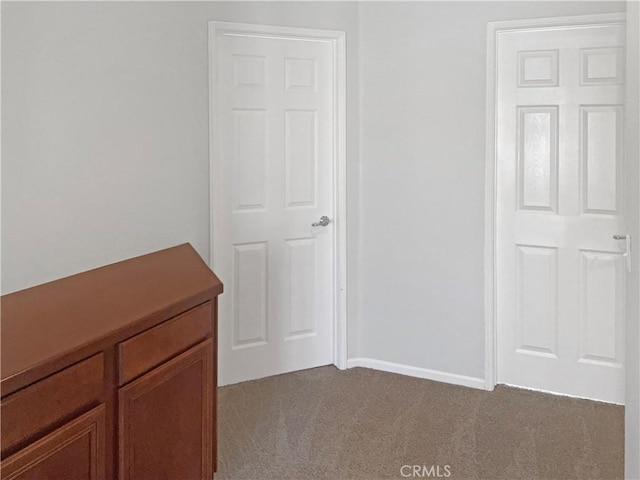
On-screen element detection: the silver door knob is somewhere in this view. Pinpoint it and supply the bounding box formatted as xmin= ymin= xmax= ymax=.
xmin=312 ymin=216 xmax=330 ymax=227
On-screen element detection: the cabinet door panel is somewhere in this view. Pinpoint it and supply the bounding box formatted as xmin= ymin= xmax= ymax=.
xmin=0 ymin=405 xmax=106 ymax=480
xmin=119 ymin=339 xmax=213 ymax=480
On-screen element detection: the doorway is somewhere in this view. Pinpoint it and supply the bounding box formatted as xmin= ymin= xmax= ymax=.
xmin=209 ymin=22 xmax=347 ymax=386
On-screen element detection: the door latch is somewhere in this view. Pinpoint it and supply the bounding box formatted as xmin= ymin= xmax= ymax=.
xmin=613 ymin=234 xmax=632 ymax=272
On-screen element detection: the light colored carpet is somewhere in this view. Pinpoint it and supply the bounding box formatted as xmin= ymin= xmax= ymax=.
xmin=217 ymin=366 xmax=624 ymax=480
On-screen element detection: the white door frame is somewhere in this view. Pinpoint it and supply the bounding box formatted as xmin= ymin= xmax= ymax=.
xmin=484 ymin=12 xmax=627 ymax=391
xmin=208 ymin=21 xmax=348 ymax=370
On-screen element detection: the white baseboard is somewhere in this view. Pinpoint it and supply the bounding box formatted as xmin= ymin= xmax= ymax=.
xmin=347 ymin=357 xmax=486 ymax=390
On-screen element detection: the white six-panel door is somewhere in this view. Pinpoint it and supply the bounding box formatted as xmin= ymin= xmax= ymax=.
xmin=496 ymin=22 xmax=626 ymax=403
xmin=211 ymin=24 xmax=337 ymax=386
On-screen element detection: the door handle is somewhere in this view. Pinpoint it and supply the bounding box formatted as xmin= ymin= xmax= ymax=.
xmin=613 ymin=234 xmax=631 ymax=272
xmin=312 ymin=216 xmax=330 ymax=227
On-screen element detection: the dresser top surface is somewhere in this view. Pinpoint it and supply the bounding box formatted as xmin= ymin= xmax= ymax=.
xmin=1 ymin=243 xmax=223 ymax=396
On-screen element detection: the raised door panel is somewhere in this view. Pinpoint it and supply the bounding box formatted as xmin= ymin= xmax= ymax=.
xmin=515 ymin=245 xmax=559 ymax=357
xmin=580 ymin=105 xmax=623 ymax=214
xmin=285 ymin=110 xmax=317 ymax=208
xmin=232 ymin=242 xmax=268 ymax=348
xmin=517 ymin=106 xmax=558 ymax=212
xmin=579 ymin=250 xmax=625 ymax=367
xmin=0 ymin=406 xmax=106 ymax=480
xmin=518 ymin=49 xmax=559 ymax=87
xmin=119 ymin=339 xmax=213 ymax=480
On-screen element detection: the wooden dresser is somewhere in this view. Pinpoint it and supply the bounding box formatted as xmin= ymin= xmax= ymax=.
xmin=0 ymin=244 xmax=223 ymax=480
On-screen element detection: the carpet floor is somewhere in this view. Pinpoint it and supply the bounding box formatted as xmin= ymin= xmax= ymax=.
xmin=217 ymin=366 xmax=624 ymax=480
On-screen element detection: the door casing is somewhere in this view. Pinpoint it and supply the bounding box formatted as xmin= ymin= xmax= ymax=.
xmin=208 ymin=21 xmax=348 ymax=370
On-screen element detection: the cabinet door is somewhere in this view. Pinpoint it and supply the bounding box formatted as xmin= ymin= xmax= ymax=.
xmin=0 ymin=405 xmax=106 ymax=480
xmin=119 ymin=339 xmax=213 ymax=480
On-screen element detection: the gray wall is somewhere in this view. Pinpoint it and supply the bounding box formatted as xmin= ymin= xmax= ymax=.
xmin=358 ymin=1 xmax=626 ymax=378
xmin=1 ymin=1 xmax=362 ymax=351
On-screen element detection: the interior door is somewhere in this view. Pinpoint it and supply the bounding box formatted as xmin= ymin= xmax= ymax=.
xmin=212 ymin=25 xmax=335 ymax=386
xmin=496 ymin=22 xmax=627 ymax=403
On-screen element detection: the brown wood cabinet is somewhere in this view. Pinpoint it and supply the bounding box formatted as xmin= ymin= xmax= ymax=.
xmin=1 ymin=244 xmax=223 ymax=480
